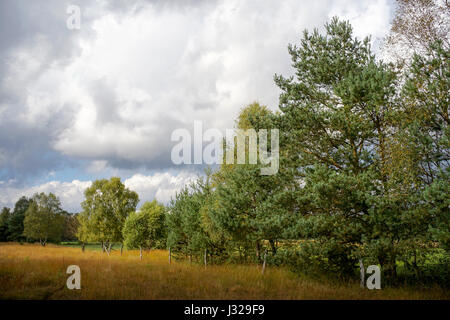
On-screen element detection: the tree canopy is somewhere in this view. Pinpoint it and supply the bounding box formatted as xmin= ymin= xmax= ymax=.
xmin=123 ymin=200 xmax=167 ymax=251
xmin=77 ymin=177 xmax=139 ymax=252
xmin=23 ymin=193 xmax=65 ymax=246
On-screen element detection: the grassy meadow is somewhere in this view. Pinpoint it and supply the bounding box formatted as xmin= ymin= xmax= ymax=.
xmin=0 ymin=243 xmax=448 ymax=300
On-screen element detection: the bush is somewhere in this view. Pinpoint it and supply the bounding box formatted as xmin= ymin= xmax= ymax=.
xmin=396 ymin=248 xmax=450 ymax=288
xmin=267 ymin=240 xmax=358 ymax=280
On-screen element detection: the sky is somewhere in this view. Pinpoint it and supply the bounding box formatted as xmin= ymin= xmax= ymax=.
xmin=0 ymin=0 xmax=395 ymax=212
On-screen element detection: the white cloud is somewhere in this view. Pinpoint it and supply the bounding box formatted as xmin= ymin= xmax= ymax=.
xmin=328 ymin=0 xmax=392 ymax=53
xmin=86 ymin=160 xmax=109 ymax=173
xmin=1 ymin=0 xmax=393 ymax=170
xmin=0 ymin=180 xmax=91 ymax=213
xmin=124 ymin=171 xmax=198 ymax=205
xmin=0 ymin=171 xmax=198 ymax=212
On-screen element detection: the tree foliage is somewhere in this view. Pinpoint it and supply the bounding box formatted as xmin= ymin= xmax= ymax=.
xmin=23 ymin=193 xmax=65 ymax=246
xmin=166 ymin=173 xmax=229 ymax=262
xmin=7 ymin=196 xmax=32 ymax=242
xmin=77 ymin=177 xmax=139 ymax=252
xmin=386 ymin=0 xmax=449 ymax=59
xmin=0 ymin=207 xmax=11 ymax=242
xmin=123 ymin=200 xmax=167 ymax=251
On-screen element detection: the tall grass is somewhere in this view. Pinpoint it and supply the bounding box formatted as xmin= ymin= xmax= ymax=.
xmin=0 ymin=243 xmax=447 ymax=300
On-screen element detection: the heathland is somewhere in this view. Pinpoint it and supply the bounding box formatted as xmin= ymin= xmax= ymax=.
xmin=0 ymin=243 xmax=447 ymax=300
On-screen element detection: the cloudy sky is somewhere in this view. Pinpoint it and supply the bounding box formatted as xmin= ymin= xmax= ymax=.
xmin=0 ymin=0 xmax=395 ymax=212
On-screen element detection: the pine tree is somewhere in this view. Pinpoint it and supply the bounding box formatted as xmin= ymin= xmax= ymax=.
xmin=274 ymin=18 xmax=402 ymax=277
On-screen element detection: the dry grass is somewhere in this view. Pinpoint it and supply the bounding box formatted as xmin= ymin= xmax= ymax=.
xmin=0 ymin=243 xmax=447 ymax=300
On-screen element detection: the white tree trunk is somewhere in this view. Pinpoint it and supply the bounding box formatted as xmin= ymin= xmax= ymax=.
xmin=359 ymin=259 xmax=365 ymax=288
xmin=105 ymin=242 xmax=111 ymax=256
xmin=262 ymin=251 xmax=267 ymax=275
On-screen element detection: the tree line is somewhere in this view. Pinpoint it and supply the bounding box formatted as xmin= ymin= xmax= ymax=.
xmin=0 ymin=181 xmax=167 ymax=258
xmin=0 ymin=194 xmax=78 ymax=245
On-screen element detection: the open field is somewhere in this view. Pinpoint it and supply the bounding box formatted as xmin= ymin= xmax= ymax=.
xmin=59 ymin=242 xmax=118 ymax=251
xmin=0 ymin=243 xmax=448 ymax=300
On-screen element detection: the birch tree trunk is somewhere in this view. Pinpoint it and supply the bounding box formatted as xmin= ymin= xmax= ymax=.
xmin=105 ymin=242 xmax=111 ymax=256
xmin=262 ymin=251 xmax=267 ymax=275
xmin=359 ymin=259 xmax=365 ymax=288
